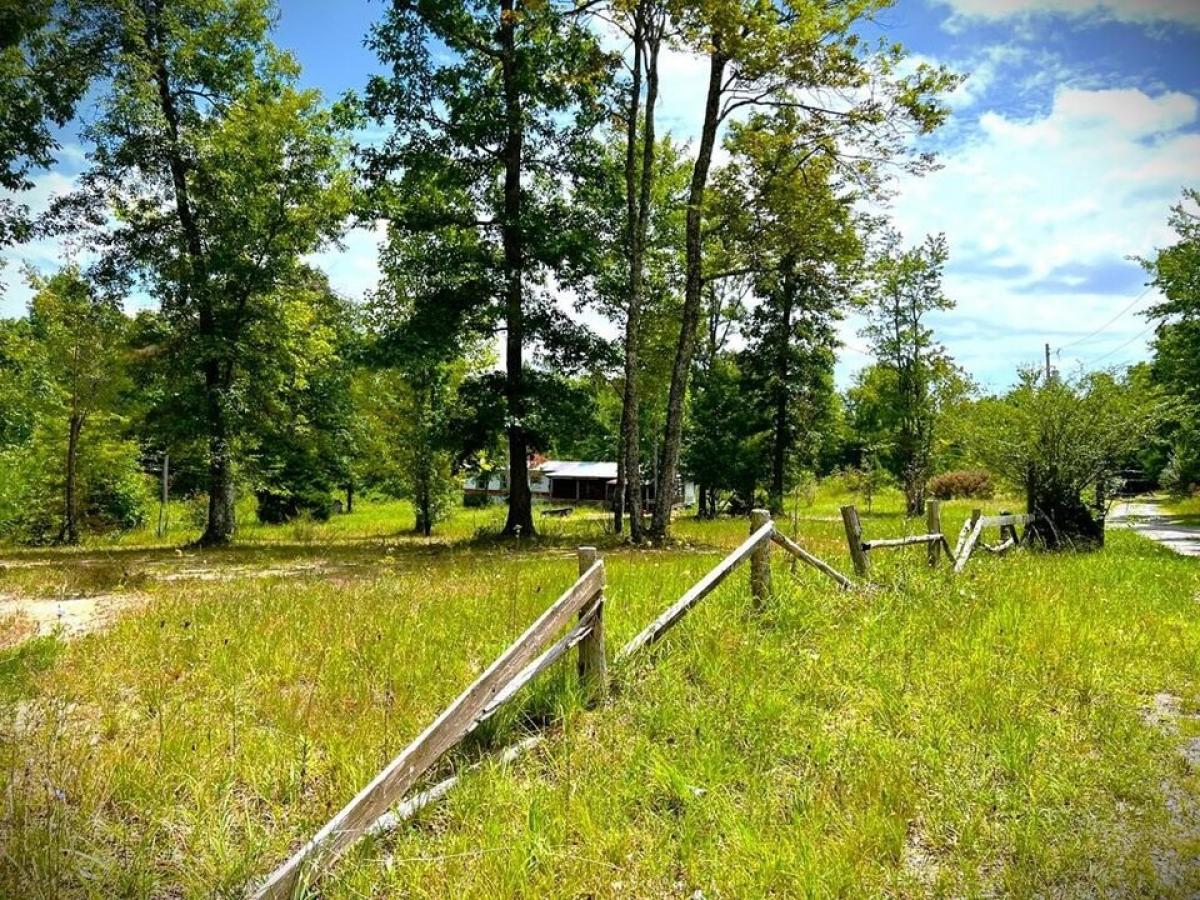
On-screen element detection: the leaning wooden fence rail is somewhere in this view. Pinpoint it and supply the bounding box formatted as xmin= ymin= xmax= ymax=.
xmin=840 ymin=500 xmax=955 ymax=577
xmin=250 ymin=550 xmax=607 ymax=899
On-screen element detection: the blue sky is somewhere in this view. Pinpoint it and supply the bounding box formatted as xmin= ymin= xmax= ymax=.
xmin=3 ymin=0 xmax=1199 ymax=392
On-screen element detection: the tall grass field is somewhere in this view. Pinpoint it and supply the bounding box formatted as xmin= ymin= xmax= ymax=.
xmin=1 ymin=488 xmax=1198 ymax=897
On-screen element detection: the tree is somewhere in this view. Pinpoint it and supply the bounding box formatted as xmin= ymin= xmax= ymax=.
xmin=608 ymin=0 xmax=668 ymax=540
xmin=847 ymin=357 xmax=974 ymax=488
xmin=361 ymin=0 xmax=613 ymax=537
xmin=573 ymin=127 xmax=690 ymax=532
xmin=59 ymin=0 xmax=350 ymax=545
xmin=975 ymin=370 xmax=1166 ymax=549
xmin=1141 ymin=188 xmax=1199 ymax=496
xmin=25 ymin=267 xmax=129 ymax=543
xmin=0 ymin=272 xmax=148 ymax=544
xmin=682 ymin=272 xmax=749 ymax=515
xmin=861 ymin=232 xmax=954 ymax=516
xmin=395 ymin=365 xmax=460 ymax=536
xmin=648 ymin=0 xmax=958 ymax=540
xmin=709 ymin=113 xmax=863 ymax=514
xmin=244 ymin=272 xmax=359 ymax=523
xmin=683 ymin=353 xmax=761 ymax=514
xmin=0 ymin=1 xmax=102 ymax=247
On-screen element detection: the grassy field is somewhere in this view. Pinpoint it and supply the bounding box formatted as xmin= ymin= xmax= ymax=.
xmin=1164 ymin=494 xmax=1200 ymax=518
xmin=1 ymin=489 xmax=1198 ymax=897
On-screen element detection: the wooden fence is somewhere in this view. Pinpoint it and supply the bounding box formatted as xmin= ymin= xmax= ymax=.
xmin=249 ymin=511 xmax=848 ymax=897
xmin=252 ymin=550 xmax=607 ymax=898
xmin=839 ymin=499 xmax=1038 ymax=577
xmin=839 ymin=499 xmax=955 ymax=577
xmin=951 ymin=509 xmax=1036 ymax=573
xmin=250 ymin=498 xmax=1040 ymax=895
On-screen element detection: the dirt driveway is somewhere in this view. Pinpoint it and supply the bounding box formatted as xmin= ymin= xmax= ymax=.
xmin=1108 ymin=499 xmax=1200 ymax=557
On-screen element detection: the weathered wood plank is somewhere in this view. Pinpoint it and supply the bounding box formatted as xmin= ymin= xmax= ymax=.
xmin=981 ymin=537 xmax=1016 ymax=555
xmin=618 ymin=521 xmax=775 ymax=659
xmin=954 ymin=509 xmax=982 ymax=560
xmin=976 ymin=513 xmax=1034 ymax=529
xmin=750 ymin=510 xmax=772 ymax=611
xmin=366 ymin=735 xmax=544 ymax=838
xmin=476 ymin=612 xmax=597 ymax=725
xmin=926 ymin=500 xmax=942 ymax=567
xmin=770 ymin=529 xmax=853 ymax=590
xmin=953 ymin=518 xmax=986 ymax=574
xmin=576 ymin=547 xmax=607 ymax=701
xmin=840 ymin=505 xmax=869 ymax=577
xmin=251 ymin=561 xmax=605 ymax=899
xmin=862 ymin=533 xmax=945 ymax=550
xmin=941 ymin=534 xmax=957 ymax=561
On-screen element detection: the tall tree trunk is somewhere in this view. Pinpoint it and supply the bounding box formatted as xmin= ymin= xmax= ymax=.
xmin=613 ymin=9 xmax=642 ymax=537
xmin=769 ymin=276 xmax=794 ymax=516
xmin=650 ymin=49 xmax=727 ymax=541
xmin=203 ymin=374 xmax=237 ymax=544
xmin=146 ymin=5 xmax=234 ymax=546
xmin=62 ymin=411 xmax=81 ymax=544
xmin=345 ymin=480 xmax=353 ymax=514
xmin=500 ymin=0 xmax=534 ymax=537
xmin=616 ymin=3 xmax=661 ymax=542
xmin=768 ymin=266 xmax=796 ymax=513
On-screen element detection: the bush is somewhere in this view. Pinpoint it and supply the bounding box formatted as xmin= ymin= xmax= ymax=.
xmin=184 ymin=493 xmax=210 ymax=530
xmin=0 ymin=434 xmax=152 ymax=543
xmin=255 ymin=486 xmax=334 ymax=524
xmin=928 ymin=469 xmax=994 ymax=500
xmin=1160 ymin=445 xmax=1200 ymax=499
xmin=463 ymin=491 xmax=491 ymax=509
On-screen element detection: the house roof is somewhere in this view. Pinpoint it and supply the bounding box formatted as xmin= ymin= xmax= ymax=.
xmin=537 ymin=460 xmax=618 ymax=480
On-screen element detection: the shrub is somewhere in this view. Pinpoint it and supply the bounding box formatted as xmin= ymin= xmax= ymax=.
xmin=462 ymin=491 xmax=491 ymax=509
xmin=1160 ymin=445 xmax=1200 ymax=499
xmin=928 ymin=469 xmax=994 ymax=500
xmin=0 ymin=434 xmax=152 ymax=543
xmin=184 ymin=494 xmax=210 ymax=530
xmin=255 ymin=486 xmax=334 ymax=524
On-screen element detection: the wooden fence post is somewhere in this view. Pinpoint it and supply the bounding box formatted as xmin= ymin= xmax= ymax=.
xmin=576 ymin=547 xmax=607 ymax=700
xmin=750 ymin=509 xmax=772 ymax=610
xmin=925 ymin=499 xmax=942 ymax=567
xmin=840 ymin=505 xmax=869 ymax=578
xmin=999 ymin=510 xmax=1016 ymax=544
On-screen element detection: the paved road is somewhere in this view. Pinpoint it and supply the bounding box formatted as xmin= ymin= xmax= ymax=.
xmin=1108 ymin=499 xmax=1200 ymax=557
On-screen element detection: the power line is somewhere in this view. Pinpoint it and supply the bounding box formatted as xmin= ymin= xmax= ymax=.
xmin=1087 ymin=322 xmax=1155 ymax=366
xmin=1058 ymin=285 xmax=1153 ymax=351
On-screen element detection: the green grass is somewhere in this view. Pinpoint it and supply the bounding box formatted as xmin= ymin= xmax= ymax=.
xmin=1163 ymin=494 xmax=1200 ymax=518
xmin=1 ymin=488 xmax=1198 ymax=897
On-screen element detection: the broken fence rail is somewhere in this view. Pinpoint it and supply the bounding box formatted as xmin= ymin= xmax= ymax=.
xmin=841 ymin=500 xmax=955 ymax=577
xmin=953 ymin=510 xmax=1037 ymax=573
xmin=842 ymin=500 xmax=1037 ymax=577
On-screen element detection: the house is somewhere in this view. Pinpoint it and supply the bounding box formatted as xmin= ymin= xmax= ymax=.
xmin=465 ymin=457 xmax=695 ymax=509
xmin=535 ymin=460 xmax=617 ymax=503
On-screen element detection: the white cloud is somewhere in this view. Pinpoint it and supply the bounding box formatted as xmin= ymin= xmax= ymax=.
xmin=881 ymin=84 xmax=1199 ymax=388
xmin=906 ymin=44 xmax=1029 ymax=112
xmin=934 ymin=0 xmax=1200 ymax=29
xmin=1 ymin=167 xmax=86 ymax=317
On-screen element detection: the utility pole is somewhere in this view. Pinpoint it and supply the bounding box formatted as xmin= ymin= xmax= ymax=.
xmin=157 ymin=452 xmax=169 ymax=537
xmin=1044 ymin=342 xmax=1052 ymax=383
